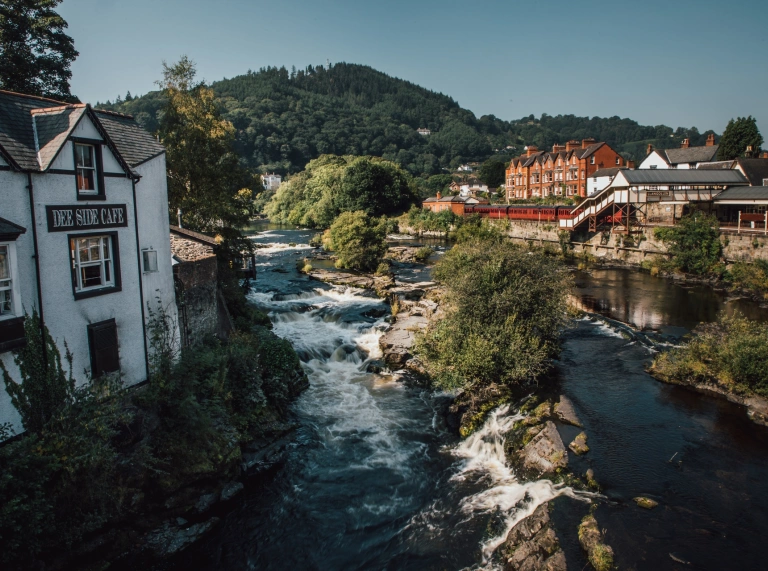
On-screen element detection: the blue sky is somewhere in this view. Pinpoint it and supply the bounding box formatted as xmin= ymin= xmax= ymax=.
xmin=60 ymin=0 xmax=767 ymax=135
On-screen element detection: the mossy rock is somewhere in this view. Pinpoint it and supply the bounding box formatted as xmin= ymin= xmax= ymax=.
xmin=569 ymin=432 xmax=589 ymax=455
xmin=633 ymin=496 xmax=658 ymax=509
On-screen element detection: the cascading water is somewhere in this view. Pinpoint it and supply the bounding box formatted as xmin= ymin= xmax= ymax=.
xmin=170 ymin=225 xmax=592 ymax=570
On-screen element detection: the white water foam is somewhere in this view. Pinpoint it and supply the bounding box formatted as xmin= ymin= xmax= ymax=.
xmin=452 ymin=405 xmax=593 ymax=568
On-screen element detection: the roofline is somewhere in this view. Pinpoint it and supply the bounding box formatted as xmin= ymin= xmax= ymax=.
xmin=0 ymin=141 xmax=21 ymax=171
xmin=131 ymin=149 xmax=166 ymax=168
xmin=92 ymin=108 xmax=135 ymax=120
xmin=169 ymin=224 xmax=218 ymax=246
xmin=30 ymin=104 xmax=86 ymax=115
xmin=0 ymin=89 xmax=76 ymax=105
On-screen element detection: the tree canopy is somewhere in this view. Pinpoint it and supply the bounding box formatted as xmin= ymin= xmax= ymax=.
xmin=158 ymin=56 xmax=255 ymax=232
xmin=0 ymin=0 xmax=78 ymax=101
xmin=717 ymin=116 xmax=763 ymax=160
xmin=477 ymin=158 xmax=506 ymax=188
xmin=266 ymin=154 xmax=417 ymax=228
xmin=323 ymin=211 xmax=388 ymax=272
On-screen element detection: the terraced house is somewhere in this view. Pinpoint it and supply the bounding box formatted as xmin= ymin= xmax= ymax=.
xmin=0 ymin=90 xmax=177 ymax=433
xmin=506 ymin=139 xmax=628 ymax=200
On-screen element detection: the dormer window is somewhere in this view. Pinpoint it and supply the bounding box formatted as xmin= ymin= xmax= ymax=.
xmin=75 ymin=143 xmax=97 ymax=193
xmin=73 ymin=140 xmax=105 ymax=200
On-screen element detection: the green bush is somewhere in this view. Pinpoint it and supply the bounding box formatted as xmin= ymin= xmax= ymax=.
xmin=654 ymin=213 xmax=723 ymax=275
xmin=325 ymin=211 xmax=388 ymax=272
xmin=650 ymin=311 xmax=768 ymax=396
xmin=375 ymin=262 xmax=391 ymax=276
xmin=726 ymin=260 xmax=768 ymax=297
xmin=416 ymin=236 xmax=571 ymax=391
xmin=413 ymin=246 xmax=433 ymax=262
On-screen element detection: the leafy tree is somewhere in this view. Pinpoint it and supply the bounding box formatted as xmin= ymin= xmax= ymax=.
xmin=158 ymin=56 xmax=254 ymax=232
xmin=416 ymin=234 xmax=571 ymax=391
xmin=0 ymin=310 xmax=74 ymax=434
xmin=323 ymin=211 xmax=388 ymax=271
xmin=717 ymin=116 xmax=763 ymax=160
xmin=335 ymin=157 xmax=415 ymax=217
xmin=0 ymin=0 xmax=78 ymax=101
xmin=654 ymin=213 xmax=723 ymax=275
xmin=478 ymin=158 xmax=507 ymax=188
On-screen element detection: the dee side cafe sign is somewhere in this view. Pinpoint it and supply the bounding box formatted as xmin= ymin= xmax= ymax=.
xmin=46 ymin=204 xmax=128 ymax=232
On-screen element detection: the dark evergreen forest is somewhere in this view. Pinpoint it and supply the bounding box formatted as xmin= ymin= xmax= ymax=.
xmin=97 ymin=63 xmax=717 ymax=177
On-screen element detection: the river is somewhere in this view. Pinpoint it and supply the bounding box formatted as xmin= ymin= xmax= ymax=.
xmin=174 ymin=225 xmax=768 ymax=570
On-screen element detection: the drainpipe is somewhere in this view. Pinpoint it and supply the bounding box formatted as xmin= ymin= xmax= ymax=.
xmin=131 ymin=177 xmax=150 ymax=381
xmin=26 ymin=172 xmax=47 ymax=366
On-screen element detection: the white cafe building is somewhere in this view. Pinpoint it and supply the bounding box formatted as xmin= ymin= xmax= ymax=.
xmin=0 ymin=90 xmax=178 ymax=434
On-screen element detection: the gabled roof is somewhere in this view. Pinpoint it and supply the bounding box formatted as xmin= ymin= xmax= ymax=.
xmin=615 ymin=169 xmax=747 ymax=185
xmin=664 ymin=145 xmax=719 ymax=165
xmin=735 ymin=158 xmax=768 ymax=187
xmin=0 ymin=216 xmax=26 ymax=241
xmin=697 ymin=160 xmax=736 ymax=170
xmin=579 ymin=142 xmax=605 ymax=158
xmin=0 ymin=89 xmax=164 ymax=175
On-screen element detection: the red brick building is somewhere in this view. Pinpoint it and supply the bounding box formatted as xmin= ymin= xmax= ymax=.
xmin=422 ymin=193 xmax=486 ymax=215
xmin=506 ymin=139 xmax=628 ymax=199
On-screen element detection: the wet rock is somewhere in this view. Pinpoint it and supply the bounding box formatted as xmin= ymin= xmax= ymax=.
xmin=586 ymin=468 xmax=599 ymax=489
xmin=569 ymin=432 xmax=589 ymax=455
xmin=221 ymin=481 xmax=244 ymax=501
xmin=145 ymin=518 xmax=220 ymax=557
xmin=366 ymin=359 xmax=387 ymax=373
xmin=379 ymin=314 xmax=428 ymax=367
xmin=633 ymin=496 xmax=658 ymax=509
xmin=578 ymin=514 xmax=614 ymax=571
xmin=195 ymin=492 xmax=218 ymax=514
xmin=554 ymin=396 xmax=583 ymax=427
xmin=404 ymin=357 xmax=428 ymax=377
xmin=385 ymin=246 xmax=429 ymax=263
xmin=501 ymin=503 xmax=567 ymax=571
xmin=307 ymin=268 xmax=395 ymax=293
xmin=519 ymin=421 xmax=568 ymax=475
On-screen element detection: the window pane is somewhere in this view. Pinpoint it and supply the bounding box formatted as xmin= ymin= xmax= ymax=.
xmin=77 ymin=168 xmax=95 ymax=191
xmin=76 ymin=144 xmax=94 ymax=168
xmin=0 ymin=246 xmax=8 ymax=280
xmin=81 ymin=265 xmax=103 ymax=288
xmin=104 ymin=260 xmax=111 ymax=283
xmin=89 ymin=239 xmax=101 ymax=261
xmin=0 ymin=290 xmax=10 ymax=314
xmin=103 ymin=239 xmax=110 ymax=260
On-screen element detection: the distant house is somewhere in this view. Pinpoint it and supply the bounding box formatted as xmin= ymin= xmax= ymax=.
xmin=639 ymin=135 xmax=719 ymax=170
xmin=587 ymin=167 xmax=628 ymax=196
xmin=417 ymin=128 xmax=431 ymax=136
xmin=698 ymin=157 xmax=768 ymax=188
xmin=451 ymin=179 xmax=490 ymax=197
xmin=261 ymin=173 xmax=282 ymax=191
xmin=457 ymin=164 xmax=473 ymax=173
xmin=422 ymin=193 xmax=485 ymax=215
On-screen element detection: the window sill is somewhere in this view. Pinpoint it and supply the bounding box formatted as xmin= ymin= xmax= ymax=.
xmin=74 ymin=285 xmax=122 ymax=301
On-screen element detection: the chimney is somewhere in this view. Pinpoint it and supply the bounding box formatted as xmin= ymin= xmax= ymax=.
xmin=647 ymin=143 xmax=654 ymax=155
xmin=681 ymin=138 xmax=690 ymax=148
xmin=582 ymin=138 xmax=596 ymax=149
xmin=552 ymin=143 xmax=565 ymax=153
xmin=436 ymin=191 xmax=442 ymax=200
xmin=706 ymin=133 xmax=716 ymax=147
xmin=761 ymin=151 xmax=768 ymax=159
xmin=627 ymin=160 xmax=636 ymax=169
xmin=566 ymin=140 xmax=580 ymax=152
xmin=526 ymin=145 xmax=539 ymax=157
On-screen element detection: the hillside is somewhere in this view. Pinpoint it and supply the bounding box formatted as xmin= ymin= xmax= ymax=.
xmin=96 ymin=63 xmax=717 ymax=177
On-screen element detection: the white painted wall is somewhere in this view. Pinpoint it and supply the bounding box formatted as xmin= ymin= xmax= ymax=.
xmin=638 ymin=151 xmax=669 ymax=170
xmin=587 ymin=175 xmax=614 ymax=196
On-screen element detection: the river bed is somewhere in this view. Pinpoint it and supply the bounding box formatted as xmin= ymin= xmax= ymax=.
xmin=174 ymin=225 xmax=768 ymax=570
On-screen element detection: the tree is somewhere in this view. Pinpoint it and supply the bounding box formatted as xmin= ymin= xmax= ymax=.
xmin=323 ymin=211 xmax=388 ymax=271
xmin=717 ymin=116 xmax=763 ymax=160
xmin=158 ymin=56 xmax=254 ymax=232
xmin=335 ymin=157 xmax=415 ymax=217
xmin=0 ymin=0 xmax=78 ymax=101
xmin=477 ymin=158 xmax=507 ymax=189
xmin=654 ymin=213 xmax=723 ymax=275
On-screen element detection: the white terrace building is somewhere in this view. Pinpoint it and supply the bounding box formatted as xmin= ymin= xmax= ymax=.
xmin=0 ymin=90 xmax=178 ymax=434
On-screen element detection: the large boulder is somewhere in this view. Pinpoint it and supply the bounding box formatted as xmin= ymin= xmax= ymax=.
xmin=554 ymin=396 xmax=583 ymax=427
xmin=518 ymin=422 xmax=568 ymax=475
xmin=502 ymin=503 xmax=567 ymax=571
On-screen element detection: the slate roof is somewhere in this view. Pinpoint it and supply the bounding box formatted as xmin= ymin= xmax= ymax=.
xmin=664 ymin=145 xmax=719 ymax=165
xmin=169 ymin=224 xmax=218 ymax=246
xmin=591 ymin=167 xmax=627 ymax=178
xmin=697 ymin=160 xmax=736 ymax=170
xmin=735 ymin=158 xmax=768 ymax=187
xmin=0 ymin=216 xmax=26 ymax=240
xmin=617 ymin=169 xmax=747 ymax=185
xmin=714 ymin=186 xmax=768 ymax=201
xmin=93 ymin=110 xmax=165 ymax=167
xmin=0 ymin=90 xmax=164 ymax=173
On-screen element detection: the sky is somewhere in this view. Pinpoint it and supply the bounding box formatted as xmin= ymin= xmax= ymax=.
xmin=59 ymin=0 xmax=768 ymax=135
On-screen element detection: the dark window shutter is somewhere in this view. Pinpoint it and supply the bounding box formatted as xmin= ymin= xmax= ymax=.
xmin=88 ymin=319 xmax=119 ymax=377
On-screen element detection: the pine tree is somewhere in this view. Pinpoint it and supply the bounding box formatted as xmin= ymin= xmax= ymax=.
xmin=0 ymin=0 xmax=78 ymax=101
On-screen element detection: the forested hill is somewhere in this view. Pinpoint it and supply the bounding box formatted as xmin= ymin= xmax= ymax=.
xmin=96 ymin=63 xmax=717 ymax=177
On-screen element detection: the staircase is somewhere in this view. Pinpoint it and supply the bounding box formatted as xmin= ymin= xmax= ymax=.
xmin=559 ymin=186 xmax=617 ymax=231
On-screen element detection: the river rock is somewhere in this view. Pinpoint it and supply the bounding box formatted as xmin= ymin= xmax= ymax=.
xmin=307 ymin=268 xmax=395 ymax=293
xmin=379 ymin=314 xmax=429 ymax=367
xmin=578 ymin=514 xmax=614 ymax=571
xmin=519 ymin=421 xmax=568 ymax=474
xmin=385 ymin=246 xmax=426 ymax=263
xmin=501 ymin=503 xmax=567 ymax=571
xmin=221 ymin=481 xmax=244 ymax=501
xmin=569 ymin=432 xmax=589 ymax=455
xmin=195 ymin=492 xmax=218 ymax=514
xmin=145 ymin=518 xmax=220 ymax=557
xmin=633 ymin=496 xmax=658 ymax=509
xmin=554 ymin=396 xmax=583 ymax=427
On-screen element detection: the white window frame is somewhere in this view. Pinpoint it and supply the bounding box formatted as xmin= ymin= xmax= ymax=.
xmin=0 ymin=243 xmax=22 ymax=320
xmin=75 ymin=142 xmax=99 ymax=195
xmin=71 ymin=235 xmax=115 ymax=293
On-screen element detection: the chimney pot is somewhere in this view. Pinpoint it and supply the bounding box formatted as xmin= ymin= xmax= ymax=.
xmin=706 ymin=133 xmax=716 ymax=147
xmin=566 ymin=140 xmax=580 ymax=152
xmin=627 ymin=160 xmax=636 ymax=169
xmin=582 ymin=138 xmax=596 ymax=149
xmin=681 ymin=138 xmax=690 ymax=148
xmin=647 ymin=143 xmax=654 ymax=155
xmin=436 ymin=191 xmax=442 ymax=200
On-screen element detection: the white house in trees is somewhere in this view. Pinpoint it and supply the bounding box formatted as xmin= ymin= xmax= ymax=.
xmin=0 ymin=90 xmax=178 ymax=434
xmin=639 ymin=135 xmax=720 ymax=170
